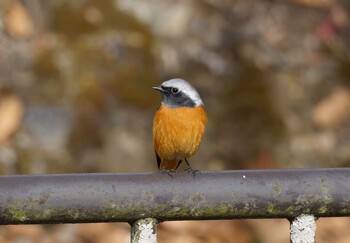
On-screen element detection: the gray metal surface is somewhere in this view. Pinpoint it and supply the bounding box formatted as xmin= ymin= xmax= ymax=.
xmin=0 ymin=168 xmax=349 ymax=225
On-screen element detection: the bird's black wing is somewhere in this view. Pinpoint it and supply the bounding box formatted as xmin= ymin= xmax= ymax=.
xmin=155 ymin=150 xmax=161 ymax=169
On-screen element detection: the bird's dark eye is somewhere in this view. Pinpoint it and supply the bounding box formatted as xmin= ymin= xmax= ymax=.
xmin=171 ymin=87 xmax=179 ymax=94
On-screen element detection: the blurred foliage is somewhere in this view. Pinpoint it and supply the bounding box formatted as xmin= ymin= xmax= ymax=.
xmin=0 ymin=0 xmax=350 ymax=241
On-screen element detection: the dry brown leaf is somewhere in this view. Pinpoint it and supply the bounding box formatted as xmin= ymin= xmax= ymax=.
xmin=5 ymin=225 xmax=44 ymax=240
xmin=4 ymin=0 xmax=34 ymax=38
xmin=158 ymin=220 xmax=252 ymax=243
xmin=0 ymin=93 xmax=24 ymax=145
xmin=312 ymin=88 xmax=350 ymax=129
xmin=316 ymin=218 xmax=350 ymax=243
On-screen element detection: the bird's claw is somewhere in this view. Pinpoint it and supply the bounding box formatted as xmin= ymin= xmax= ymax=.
xmin=185 ymin=166 xmax=201 ymax=177
xmin=161 ymin=168 xmax=175 ymax=178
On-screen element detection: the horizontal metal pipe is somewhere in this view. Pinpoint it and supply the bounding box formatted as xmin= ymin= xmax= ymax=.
xmin=0 ymin=168 xmax=349 ymax=225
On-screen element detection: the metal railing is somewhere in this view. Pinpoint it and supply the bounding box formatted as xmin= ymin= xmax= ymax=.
xmin=0 ymin=168 xmax=349 ymax=243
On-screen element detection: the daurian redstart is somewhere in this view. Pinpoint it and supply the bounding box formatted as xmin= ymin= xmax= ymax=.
xmin=152 ymin=78 xmax=207 ymax=173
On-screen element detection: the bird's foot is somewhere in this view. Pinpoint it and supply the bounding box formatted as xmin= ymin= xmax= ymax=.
xmin=161 ymin=168 xmax=176 ymax=178
xmin=185 ymin=166 xmax=201 ymax=177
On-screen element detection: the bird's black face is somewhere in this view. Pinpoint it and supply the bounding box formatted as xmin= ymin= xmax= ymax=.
xmin=153 ymin=85 xmax=196 ymax=108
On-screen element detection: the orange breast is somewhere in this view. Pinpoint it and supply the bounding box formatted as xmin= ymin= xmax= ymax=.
xmin=153 ymin=105 xmax=207 ymax=161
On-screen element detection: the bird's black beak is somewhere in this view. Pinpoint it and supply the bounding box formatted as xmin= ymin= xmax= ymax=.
xmin=152 ymin=86 xmax=164 ymax=92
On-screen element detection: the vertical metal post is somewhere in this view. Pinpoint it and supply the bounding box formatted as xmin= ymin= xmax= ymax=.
xmin=131 ymin=218 xmax=158 ymax=243
xmin=290 ymin=214 xmax=317 ymax=243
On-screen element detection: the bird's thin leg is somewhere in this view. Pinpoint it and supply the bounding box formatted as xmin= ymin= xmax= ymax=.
xmin=176 ymin=160 xmax=183 ymax=170
xmin=184 ymin=158 xmax=201 ymax=177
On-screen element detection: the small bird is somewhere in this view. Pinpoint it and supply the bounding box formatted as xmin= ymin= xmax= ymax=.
xmin=152 ymin=78 xmax=207 ymax=174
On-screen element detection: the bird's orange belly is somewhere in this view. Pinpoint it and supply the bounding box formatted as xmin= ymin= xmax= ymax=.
xmin=153 ymin=105 xmax=207 ymax=161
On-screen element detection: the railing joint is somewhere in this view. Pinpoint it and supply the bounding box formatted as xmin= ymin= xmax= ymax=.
xmin=290 ymin=214 xmax=317 ymax=243
xmin=131 ymin=218 xmax=158 ymax=243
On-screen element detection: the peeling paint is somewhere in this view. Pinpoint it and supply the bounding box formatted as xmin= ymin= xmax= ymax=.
xmin=131 ymin=218 xmax=157 ymax=243
xmin=290 ymin=214 xmax=316 ymax=243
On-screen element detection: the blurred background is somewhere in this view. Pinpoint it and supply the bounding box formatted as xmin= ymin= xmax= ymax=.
xmin=0 ymin=0 xmax=349 ymax=242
